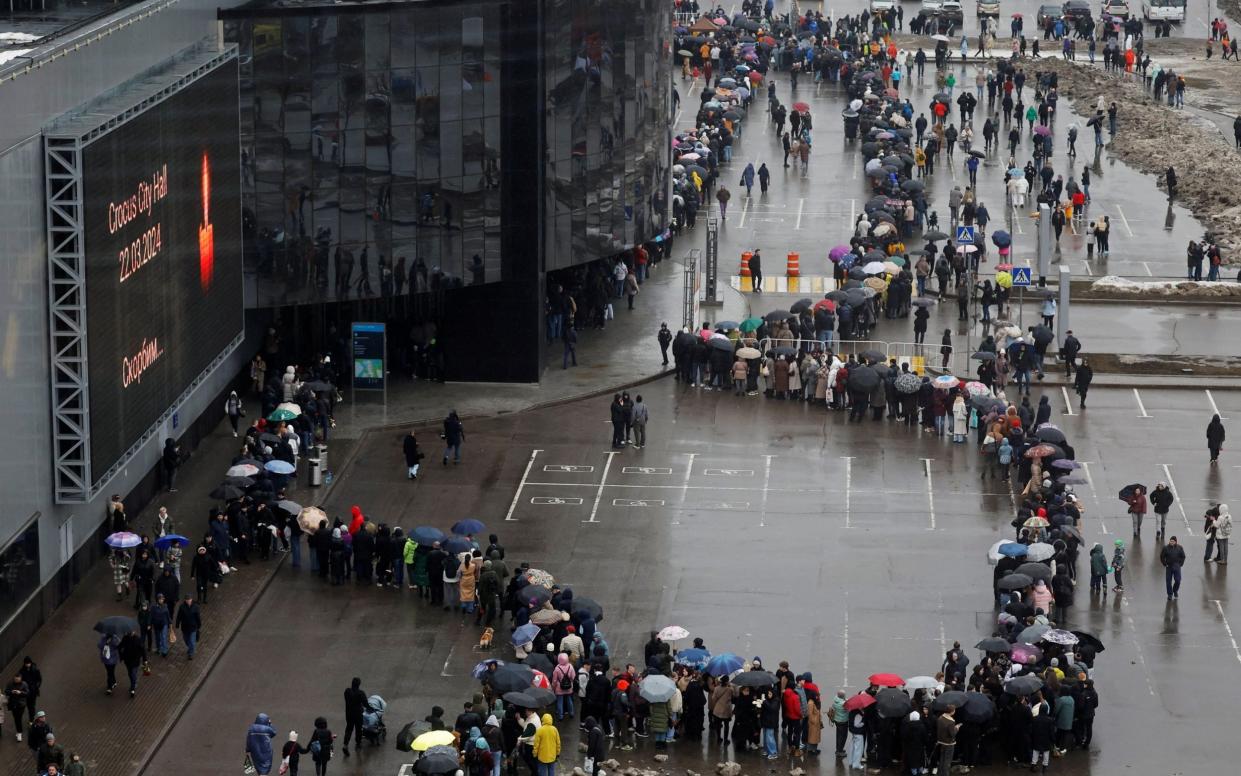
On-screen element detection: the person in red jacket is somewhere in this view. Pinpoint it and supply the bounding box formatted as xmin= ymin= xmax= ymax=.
xmin=781 ymin=684 xmax=804 ymax=754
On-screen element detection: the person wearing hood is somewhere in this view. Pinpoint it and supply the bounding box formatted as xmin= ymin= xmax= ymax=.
xmin=328 ymin=529 xmax=346 ymax=585
xmin=161 ymin=438 xmax=180 ymax=492
xmin=740 ymin=162 xmax=756 ymax=197
xmin=1214 ymin=505 xmax=1233 ymax=564
xmin=403 ymin=430 xmax=424 ymax=479
xmin=1208 ymin=414 xmax=1226 ymax=464
xmin=309 ymin=716 xmax=333 ymax=776
xmin=1088 ymin=544 xmax=1107 ymax=595
xmin=551 ymin=653 xmax=577 ymax=720
xmin=583 ymin=716 xmax=607 ymax=775
xmin=901 ymin=710 xmax=927 ymax=774
xmin=532 ymin=712 xmax=561 ymax=775
xmin=477 ymin=560 xmax=501 ymax=626
xmin=951 ymin=393 xmax=969 ymax=443
xmin=246 ymin=714 xmax=277 ymax=775
xmin=1150 ymin=483 xmax=1175 ymax=536
xmin=281 ymin=730 xmax=309 ymax=776
xmin=1034 ymin=395 xmax=1051 ymax=427
xmin=467 ymin=736 xmax=494 ymax=776
xmin=342 ymin=677 xmax=367 ymax=756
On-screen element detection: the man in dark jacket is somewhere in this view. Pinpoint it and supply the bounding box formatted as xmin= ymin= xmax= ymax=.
xmin=343 ymin=677 xmax=368 ymax=756
xmin=37 ymin=732 xmax=65 ymax=773
xmin=609 ymin=394 xmax=626 ymax=448
xmin=1160 ymin=536 xmax=1186 ymax=599
xmin=175 ymin=594 xmax=201 ymax=659
xmin=900 ymin=712 xmax=928 ymax=774
xmin=352 ymin=528 xmax=375 ymax=584
xmin=118 ymin=631 xmax=146 ymax=698
xmin=1060 ymin=330 xmax=1081 ymax=376
xmin=584 ymin=716 xmax=607 ymax=775
xmin=426 ymin=543 xmax=447 ymax=606
xmin=162 ymin=438 xmax=181 ymax=492
xmin=1150 ymin=483 xmax=1175 ymax=536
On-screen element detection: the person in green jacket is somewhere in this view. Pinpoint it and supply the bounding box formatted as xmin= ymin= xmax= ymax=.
xmin=1054 ymin=691 xmax=1075 ymax=754
xmin=402 ymin=537 xmax=419 ymax=590
xmin=1088 ymin=544 xmax=1108 ymax=595
xmin=830 ymin=689 xmax=848 ymax=757
xmin=648 ymin=700 xmax=671 ymax=746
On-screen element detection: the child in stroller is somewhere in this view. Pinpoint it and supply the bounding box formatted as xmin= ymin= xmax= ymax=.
xmin=360 ymin=694 xmax=387 ymax=745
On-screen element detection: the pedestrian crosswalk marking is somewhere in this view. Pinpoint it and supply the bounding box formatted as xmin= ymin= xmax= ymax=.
xmin=730 ymin=275 xmax=838 ymax=293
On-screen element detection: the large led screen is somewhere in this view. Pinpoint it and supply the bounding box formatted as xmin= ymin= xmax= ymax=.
xmin=82 ymin=62 xmax=243 ymax=482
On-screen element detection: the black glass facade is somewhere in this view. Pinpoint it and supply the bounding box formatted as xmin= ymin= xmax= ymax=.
xmin=221 ymin=0 xmax=671 ymax=380
xmin=224 ymin=1 xmax=505 ymax=306
xmin=543 ymin=0 xmax=672 ymax=271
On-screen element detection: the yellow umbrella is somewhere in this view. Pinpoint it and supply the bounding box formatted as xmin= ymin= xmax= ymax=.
xmin=864 ymin=277 xmax=887 ymax=291
xmin=996 ymin=271 xmax=1013 ymax=289
xmin=411 ymin=730 xmax=457 ymax=752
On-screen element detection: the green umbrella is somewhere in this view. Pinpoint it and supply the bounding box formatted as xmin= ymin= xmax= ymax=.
xmin=889 ymin=256 xmax=907 ymax=267
xmin=739 ymin=317 xmax=763 ymax=332
xmin=267 ymin=408 xmax=298 ymax=422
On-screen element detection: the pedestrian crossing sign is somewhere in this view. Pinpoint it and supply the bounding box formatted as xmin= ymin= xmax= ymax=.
xmin=1011 ymin=267 xmax=1033 ymax=287
xmin=955 ymin=226 xmax=975 ymax=244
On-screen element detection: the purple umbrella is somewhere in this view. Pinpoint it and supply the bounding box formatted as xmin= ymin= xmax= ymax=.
xmin=829 ymin=245 xmax=852 ymax=261
xmin=1033 ymin=125 xmax=1052 ymax=137
xmin=1010 ymin=643 xmax=1043 ymax=665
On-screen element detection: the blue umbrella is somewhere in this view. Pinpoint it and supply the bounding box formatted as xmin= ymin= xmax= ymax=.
xmin=444 ymin=536 xmax=473 ymax=555
xmin=998 ymin=542 xmax=1029 ymax=558
xmin=452 ymin=519 xmax=486 ymax=536
xmin=674 ymin=647 xmax=712 ymax=669
xmin=512 ymin=623 xmax=541 ymax=645
xmin=265 ymin=460 xmax=296 ymax=474
xmin=991 ymin=230 xmax=1012 ymax=248
xmin=411 ymin=526 xmax=445 ymax=545
xmin=704 ymin=653 xmax=745 ymax=676
xmin=154 ymin=534 xmax=190 ymax=551
xmin=472 ymin=658 xmax=505 ymax=679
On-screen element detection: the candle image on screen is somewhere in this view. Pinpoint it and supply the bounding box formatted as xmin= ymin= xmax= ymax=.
xmin=198 ymin=151 xmax=214 ymax=292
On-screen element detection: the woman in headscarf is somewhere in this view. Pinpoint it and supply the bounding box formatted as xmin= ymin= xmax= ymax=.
xmin=1208 ymin=414 xmax=1226 ymax=464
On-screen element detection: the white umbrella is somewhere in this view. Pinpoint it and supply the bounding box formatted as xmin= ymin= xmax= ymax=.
xmin=227 ymin=464 xmax=259 ymax=478
xmin=658 ymin=625 xmax=690 ymax=642
xmin=276 ymin=402 xmax=303 ymax=417
xmin=1025 ymin=542 xmax=1056 ymax=562
xmin=862 ymin=261 xmax=887 ymax=275
xmin=903 ymin=675 xmax=940 ymax=691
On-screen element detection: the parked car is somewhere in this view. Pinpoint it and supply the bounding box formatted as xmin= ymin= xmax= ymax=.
xmin=1036 ymin=3 xmax=1063 ymax=26
xmin=1063 ymin=0 xmax=1094 ymax=21
xmin=978 ymin=0 xmax=1002 ymax=17
xmin=1102 ymin=0 xmax=1130 ymax=16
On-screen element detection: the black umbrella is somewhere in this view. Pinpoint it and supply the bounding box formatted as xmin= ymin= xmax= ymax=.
xmin=969 ymin=149 xmax=986 ymax=158
xmin=772 ymin=346 xmax=798 ymax=357
xmin=488 ymin=664 xmax=535 ymax=693
xmin=94 ymin=616 xmax=139 ymax=638
xmin=303 ymin=380 xmax=334 ymax=392
xmin=845 ymin=289 xmax=868 ymax=306
xmin=415 ymin=747 xmax=461 ymax=775
xmin=876 ymin=688 xmax=913 ymax=719
xmin=209 ymin=483 xmax=245 ymax=501
xmin=502 ymin=691 xmax=539 ymax=708
xmin=848 ymin=267 xmax=868 ymax=280
xmin=900 ymin=179 xmax=925 ymax=192
xmin=790 ymin=298 xmax=814 ymax=313
xmin=525 ymin=687 xmax=555 ymax=707
xmin=224 ymin=475 xmax=255 ymax=487
xmin=997 ymin=573 xmax=1033 ymax=591
xmin=1035 ymin=426 xmax=1067 ymax=445
xmin=521 ymin=585 xmax=553 ymax=607
xmin=971 ymin=351 xmax=997 ymax=361
xmin=524 ymin=653 xmax=554 ymax=676
xmin=958 ymin=692 xmax=997 ymax=723
xmin=1118 ymin=483 xmax=1146 ymax=501
xmin=765 ymin=310 xmax=793 ymax=322
xmin=847 ymin=365 xmax=881 ymax=392
xmin=1004 ymin=675 xmax=1044 ymax=696
xmin=1070 ymin=631 xmax=1106 ymax=652
xmin=1016 ymin=562 xmax=1054 ymax=582
xmin=259 ymin=432 xmax=282 ymax=445
xmin=911 ymin=298 xmax=935 ymax=308
xmin=930 ymin=691 xmax=969 ymax=713
xmin=574 ymin=596 xmax=604 ymax=622
xmin=732 ymin=670 xmax=776 ymax=688
xmin=924 ymin=230 xmax=949 ymax=241
xmin=826 ymin=290 xmax=849 ymax=303
xmin=1030 ymin=325 xmax=1054 ymax=345
xmin=708 ymin=337 xmax=735 ymax=352
xmin=975 ymin=637 xmax=1011 ymax=653
xmin=396 ymin=720 xmax=432 ymax=751
xmin=860 ymin=349 xmax=887 ymax=363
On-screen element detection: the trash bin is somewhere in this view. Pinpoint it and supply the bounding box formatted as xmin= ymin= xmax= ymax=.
xmin=314 ymin=443 xmax=328 ymax=473
xmin=308 ymin=455 xmax=323 ymax=487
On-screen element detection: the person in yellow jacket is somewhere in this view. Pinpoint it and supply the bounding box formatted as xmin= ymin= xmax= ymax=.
xmin=532 ymin=713 xmax=561 ymax=776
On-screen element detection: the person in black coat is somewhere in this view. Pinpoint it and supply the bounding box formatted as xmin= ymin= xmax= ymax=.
xmin=352 ymin=527 xmax=375 ymax=583
xmin=117 ymin=630 xmax=146 ymax=697
xmin=426 ymin=543 xmax=447 ymax=606
xmin=1073 ymin=358 xmax=1093 ymax=408
xmin=1034 ymin=395 xmax=1051 ymax=427
xmin=1029 ymin=700 xmax=1056 ymax=769
xmin=309 ymin=717 xmax=334 ymax=776
xmin=609 ymin=394 xmax=626 ymax=448
xmin=900 ymin=711 xmax=928 ymax=773
xmin=584 ymin=716 xmax=607 ymax=775
xmin=1207 ymin=414 xmax=1226 ymax=464
xmin=681 ymin=672 xmax=707 ymax=741
xmin=312 ymin=522 xmax=331 ymax=579
xmin=403 ymin=431 xmax=424 ymax=479
xmin=162 ymin=438 xmax=181 ymax=492
xmin=342 ymin=677 xmax=367 ymax=755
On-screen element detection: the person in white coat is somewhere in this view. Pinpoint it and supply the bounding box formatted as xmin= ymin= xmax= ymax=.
xmin=952 ymin=394 xmax=969 ymax=443
xmin=1215 ymin=505 xmax=1232 ymax=564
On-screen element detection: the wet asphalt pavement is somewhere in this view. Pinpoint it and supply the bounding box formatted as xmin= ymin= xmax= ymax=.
xmin=147 ymin=377 xmax=1241 ymax=776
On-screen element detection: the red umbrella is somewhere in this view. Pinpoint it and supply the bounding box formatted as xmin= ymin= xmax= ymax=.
xmin=843 ymin=692 xmax=876 ymax=711
xmin=868 ymin=673 xmax=905 ymax=688
xmin=792 ymin=101 xmax=810 ymax=113
xmin=814 ymin=299 xmax=836 ymax=312
xmin=1025 ymin=444 xmax=1057 ymax=459
xmin=530 ymin=670 xmax=551 ymax=689
xmin=747 ymin=71 xmax=764 ymax=83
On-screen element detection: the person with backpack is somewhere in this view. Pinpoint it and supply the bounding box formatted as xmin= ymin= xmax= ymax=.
xmin=552 ymin=654 xmax=577 ymax=721
xmin=442 ymin=550 xmax=462 ymax=612
xmin=308 ymin=717 xmax=334 ymax=776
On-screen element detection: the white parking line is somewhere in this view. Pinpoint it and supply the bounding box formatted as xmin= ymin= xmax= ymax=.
xmin=796 ymin=198 xmax=805 ymax=230
xmin=505 ymin=449 xmax=543 ymax=521
xmin=738 ymin=198 xmax=751 ymax=228
xmin=923 ymin=458 xmax=936 ymax=530
xmin=1079 ymin=260 xmax=1091 ymax=276
xmin=1142 ymin=261 xmax=1154 ymax=277
xmin=1207 ymin=390 xmax=1228 ymax=420
xmin=841 ymin=595 xmax=850 ymax=686
xmin=585 ymin=452 xmax=616 ymax=524
xmin=440 ymin=644 xmax=456 ymax=676
xmin=850 ymin=198 xmax=856 ymax=227
xmin=1116 ymin=205 xmax=1135 ymax=237
xmin=1134 ymin=388 xmax=1152 ymax=418
xmin=1213 ymin=600 xmax=1241 ymax=667
xmin=1124 ymin=611 xmax=1158 ymax=698
xmin=760 ymin=454 xmax=774 ymax=528
xmin=681 ymin=452 xmax=697 ymax=505
xmin=1159 ymin=463 xmax=1194 ymax=536
xmin=843 ymin=456 xmax=855 ymax=529
xmin=1061 ymin=386 xmax=1075 ymax=416
xmin=1079 ymin=461 xmax=1109 ymax=534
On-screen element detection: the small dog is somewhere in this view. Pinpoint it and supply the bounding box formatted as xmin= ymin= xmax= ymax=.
xmin=476 ymin=627 xmax=495 ymax=650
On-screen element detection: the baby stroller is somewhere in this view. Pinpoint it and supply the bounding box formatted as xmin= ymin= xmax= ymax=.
xmin=361 ymin=694 xmax=387 ymax=746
